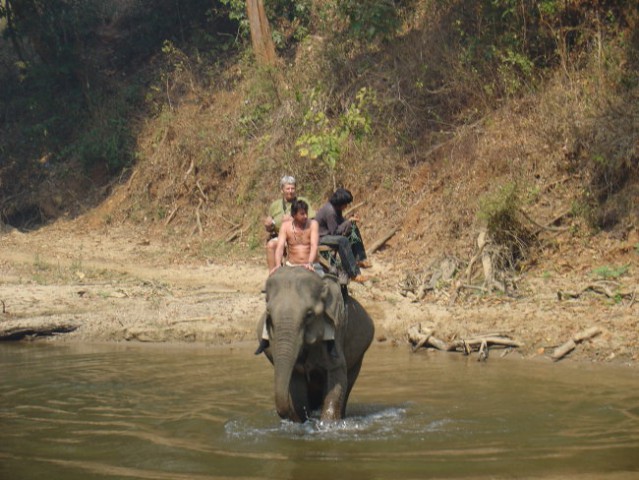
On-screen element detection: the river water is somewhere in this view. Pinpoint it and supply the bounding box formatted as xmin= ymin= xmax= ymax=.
xmin=1 ymin=342 xmax=638 ymax=480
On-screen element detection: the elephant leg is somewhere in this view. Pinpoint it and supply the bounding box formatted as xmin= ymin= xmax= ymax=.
xmin=343 ymin=359 xmax=363 ymax=417
xmin=322 ymin=368 xmax=347 ymax=421
xmin=289 ymin=371 xmax=311 ymax=422
xmin=307 ymin=370 xmax=325 ymax=412
xmin=321 ymin=383 xmax=345 ymax=421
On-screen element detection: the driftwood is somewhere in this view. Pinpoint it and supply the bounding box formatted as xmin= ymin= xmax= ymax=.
xmin=478 ymin=340 xmax=489 ymax=362
xmin=407 ymin=325 xmax=450 ymax=352
xmin=448 ymin=335 xmax=522 ymax=354
xmin=557 ymin=284 xmax=635 ymax=301
xmin=368 ymin=226 xmax=400 ymax=254
xmin=0 ymin=319 xmax=79 ymax=341
xmin=407 ymin=324 xmax=521 ymax=361
xmin=551 ymin=326 xmax=602 ymax=361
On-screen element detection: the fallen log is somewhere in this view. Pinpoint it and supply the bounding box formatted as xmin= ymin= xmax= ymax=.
xmin=478 ymin=339 xmax=489 ymax=362
xmin=0 ymin=319 xmax=79 ymax=341
xmin=449 ymin=336 xmax=522 ymax=352
xmin=407 ymin=324 xmax=451 ymax=352
xmin=407 ymin=324 xmax=521 ymax=358
xmin=557 ymin=284 xmax=634 ymax=301
xmin=551 ymin=326 xmax=602 ymax=361
xmin=368 ymin=226 xmax=400 ymax=254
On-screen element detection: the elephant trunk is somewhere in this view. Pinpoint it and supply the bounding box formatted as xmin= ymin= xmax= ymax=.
xmin=272 ymin=327 xmax=302 ymax=421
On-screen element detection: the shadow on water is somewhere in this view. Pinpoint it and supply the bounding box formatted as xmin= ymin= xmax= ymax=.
xmin=1 ymin=342 xmax=638 ymax=480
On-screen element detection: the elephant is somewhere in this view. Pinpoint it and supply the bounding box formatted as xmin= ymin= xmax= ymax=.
xmin=256 ymin=267 xmax=375 ymax=422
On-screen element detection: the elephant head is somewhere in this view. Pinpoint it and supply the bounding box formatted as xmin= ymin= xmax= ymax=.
xmin=257 ymin=267 xmax=373 ymax=422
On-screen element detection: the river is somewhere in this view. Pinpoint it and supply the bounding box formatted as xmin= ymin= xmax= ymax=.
xmin=1 ymin=342 xmax=638 ymax=480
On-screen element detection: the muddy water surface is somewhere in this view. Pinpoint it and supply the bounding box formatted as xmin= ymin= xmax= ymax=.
xmin=1 ymin=342 xmax=638 ymax=480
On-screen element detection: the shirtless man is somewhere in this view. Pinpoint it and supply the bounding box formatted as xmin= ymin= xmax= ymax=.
xmin=257 ymin=199 xmax=336 ymax=356
xmin=264 ymin=175 xmax=315 ymax=272
xmin=271 ymin=199 xmax=319 ymax=275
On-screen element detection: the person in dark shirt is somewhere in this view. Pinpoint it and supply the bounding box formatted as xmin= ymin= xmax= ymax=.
xmin=315 ymin=188 xmax=370 ymax=283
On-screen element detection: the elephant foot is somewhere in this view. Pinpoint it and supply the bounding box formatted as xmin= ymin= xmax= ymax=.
xmin=255 ymin=339 xmax=269 ymax=355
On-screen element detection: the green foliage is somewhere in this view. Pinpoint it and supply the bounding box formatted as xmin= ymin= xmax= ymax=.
xmin=478 ymin=182 xmax=532 ymax=265
xmin=296 ymin=87 xmax=374 ymax=178
xmin=162 ymin=41 xmax=190 ymax=76
xmin=236 ymin=66 xmax=282 ymax=137
xmin=478 ymin=182 xmax=520 ymax=231
xmin=435 ymin=0 xmax=636 ymax=102
xmin=341 ymin=87 xmax=375 ymax=139
xmin=297 ymin=127 xmax=345 ymax=171
xmin=0 ymin=0 xmax=232 ymax=199
xmin=218 ymin=0 xmax=251 ymax=38
xmin=337 ymin=0 xmax=402 ymax=41
xmin=239 ymin=102 xmax=274 ymax=137
xmin=592 ymin=264 xmax=629 ymax=280
xmin=218 ymin=0 xmax=401 ymax=47
xmin=268 ymin=0 xmax=313 ymax=46
xmin=219 ymin=0 xmax=313 ymax=48
xmin=66 ymin=115 xmax=132 ymax=172
xmin=444 ymin=0 xmax=546 ymax=99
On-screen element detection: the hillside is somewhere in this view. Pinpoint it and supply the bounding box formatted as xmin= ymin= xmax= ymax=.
xmin=1 ymin=1 xmax=638 ymax=362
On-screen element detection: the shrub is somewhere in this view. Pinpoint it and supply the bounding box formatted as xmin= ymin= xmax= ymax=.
xmin=478 ymin=182 xmax=532 ymax=268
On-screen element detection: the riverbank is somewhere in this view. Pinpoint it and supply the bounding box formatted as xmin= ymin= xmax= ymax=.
xmin=1 ymin=221 xmax=637 ymax=366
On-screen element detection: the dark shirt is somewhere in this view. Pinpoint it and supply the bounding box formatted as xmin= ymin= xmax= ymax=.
xmin=315 ymin=202 xmax=352 ymax=237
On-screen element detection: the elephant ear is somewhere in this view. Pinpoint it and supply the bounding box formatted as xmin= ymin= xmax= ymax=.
xmin=321 ymin=276 xmax=345 ymax=330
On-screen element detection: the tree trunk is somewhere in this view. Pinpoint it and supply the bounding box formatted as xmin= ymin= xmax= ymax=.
xmin=246 ymin=0 xmax=277 ymax=66
xmin=4 ymin=0 xmax=27 ymax=62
